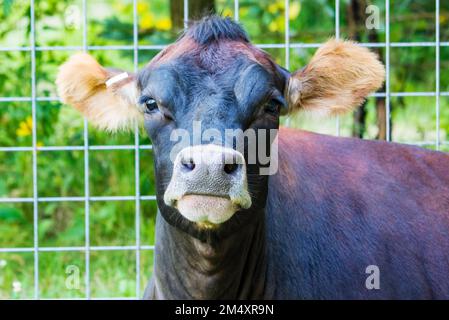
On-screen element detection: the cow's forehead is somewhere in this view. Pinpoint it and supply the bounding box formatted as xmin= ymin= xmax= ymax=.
xmin=140 ymin=53 xmax=269 ymax=88
xmin=146 ymin=36 xmax=277 ymax=74
xmin=137 ymin=40 xmax=285 ymax=100
xmin=137 ymin=16 xmax=287 ymax=104
xmin=145 ymin=15 xmax=262 ymax=69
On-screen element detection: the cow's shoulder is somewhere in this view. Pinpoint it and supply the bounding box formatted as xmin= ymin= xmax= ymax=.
xmin=265 ymin=128 xmax=449 ymax=299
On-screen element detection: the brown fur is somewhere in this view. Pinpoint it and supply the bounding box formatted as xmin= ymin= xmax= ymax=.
xmin=262 ymin=127 xmax=449 ymax=298
xmin=286 ymin=39 xmax=385 ymax=116
xmin=56 ymin=53 xmax=142 ymax=132
xmin=148 ymin=37 xmax=198 ymax=68
xmin=148 ymin=36 xmax=277 ymax=75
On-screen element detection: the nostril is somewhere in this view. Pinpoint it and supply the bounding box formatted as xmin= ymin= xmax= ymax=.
xmin=224 ymin=163 xmax=240 ymax=175
xmin=181 ymin=158 xmax=195 ymax=171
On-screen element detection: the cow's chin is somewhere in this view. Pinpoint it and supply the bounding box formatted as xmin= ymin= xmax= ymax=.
xmin=176 ymin=195 xmax=238 ymax=228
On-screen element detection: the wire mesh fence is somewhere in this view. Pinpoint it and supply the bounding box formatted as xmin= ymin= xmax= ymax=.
xmin=0 ymin=0 xmax=446 ymax=299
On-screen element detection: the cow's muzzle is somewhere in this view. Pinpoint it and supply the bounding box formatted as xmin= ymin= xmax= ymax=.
xmin=164 ymin=145 xmax=252 ymax=226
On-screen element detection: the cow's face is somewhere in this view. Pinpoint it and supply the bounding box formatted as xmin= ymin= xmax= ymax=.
xmin=137 ymin=25 xmax=288 ymax=239
xmin=56 ymin=16 xmax=384 ymax=241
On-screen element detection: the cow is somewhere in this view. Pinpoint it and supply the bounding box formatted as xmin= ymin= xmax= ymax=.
xmin=56 ymin=16 xmax=449 ymax=299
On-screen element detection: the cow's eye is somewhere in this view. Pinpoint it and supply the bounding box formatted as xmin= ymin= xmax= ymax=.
xmin=264 ymin=100 xmax=281 ymax=116
xmin=143 ymin=98 xmax=158 ymax=113
xmin=139 ymin=95 xmax=174 ymax=121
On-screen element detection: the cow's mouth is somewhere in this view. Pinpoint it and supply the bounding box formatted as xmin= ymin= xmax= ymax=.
xmin=175 ymin=194 xmax=239 ymax=227
xmin=162 ymin=144 xmax=252 ymax=227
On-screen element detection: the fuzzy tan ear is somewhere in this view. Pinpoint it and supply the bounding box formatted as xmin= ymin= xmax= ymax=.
xmin=56 ymin=53 xmax=142 ymax=132
xmin=286 ymin=39 xmax=385 ymax=116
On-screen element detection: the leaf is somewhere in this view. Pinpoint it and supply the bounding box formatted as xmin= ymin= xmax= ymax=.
xmin=38 ymin=219 xmax=54 ymax=239
xmin=2 ymin=0 xmax=14 ymax=16
xmin=0 ymin=206 xmax=26 ymax=223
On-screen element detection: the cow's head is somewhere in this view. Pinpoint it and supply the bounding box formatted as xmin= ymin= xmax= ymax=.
xmin=56 ymin=16 xmax=384 ymax=241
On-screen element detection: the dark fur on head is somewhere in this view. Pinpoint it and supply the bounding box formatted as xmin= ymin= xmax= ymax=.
xmin=183 ymin=15 xmax=249 ymax=45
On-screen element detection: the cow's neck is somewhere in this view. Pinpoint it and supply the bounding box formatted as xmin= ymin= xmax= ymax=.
xmin=151 ymin=210 xmax=267 ymax=299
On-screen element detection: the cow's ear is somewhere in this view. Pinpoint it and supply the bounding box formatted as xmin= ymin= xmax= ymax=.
xmin=56 ymin=53 xmax=142 ymax=132
xmin=286 ymin=39 xmax=385 ymax=116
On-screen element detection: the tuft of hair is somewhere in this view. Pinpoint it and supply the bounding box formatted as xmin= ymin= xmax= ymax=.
xmin=287 ymin=39 xmax=385 ymax=116
xmin=184 ymin=15 xmax=249 ymax=45
xmin=56 ymin=53 xmax=141 ymax=132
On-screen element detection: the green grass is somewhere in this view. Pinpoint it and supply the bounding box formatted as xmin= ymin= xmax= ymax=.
xmin=0 ymin=195 xmax=157 ymax=299
xmin=0 ymin=250 xmax=154 ymax=299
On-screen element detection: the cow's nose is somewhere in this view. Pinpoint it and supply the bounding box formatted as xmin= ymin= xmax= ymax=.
xmin=164 ymin=145 xmax=251 ymax=225
xmin=178 ymin=149 xmax=243 ymax=177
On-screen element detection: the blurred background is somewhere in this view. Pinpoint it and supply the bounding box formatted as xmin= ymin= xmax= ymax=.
xmin=0 ymin=0 xmax=448 ymax=299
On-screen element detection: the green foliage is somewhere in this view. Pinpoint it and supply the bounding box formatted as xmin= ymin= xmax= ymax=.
xmin=0 ymin=206 xmax=26 ymax=223
xmin=0 ymin=0 xmax=448 ymax=298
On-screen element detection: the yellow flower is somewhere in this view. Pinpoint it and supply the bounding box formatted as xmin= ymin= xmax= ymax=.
xmin=289 ymin=1 xmax=301 ymax=20
xmin=16 ymin=116 xmax=33 ymax=137
xmin=268 ymin=3 xmax=278 ymax=14
xmin=137 ymin=2 xmax=149 ymax=14
xmin=269 ymin=16 xmax=285 ymax=33
xmin=140 ymin=11 xmax=155 ymax=30
xmin=155 ymin=17 xmax=172 ymax=31
xmin=268 ymin=20 xmax=278 ymax=32
xmin=222 ymin=8 xmax=233 ymax=18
